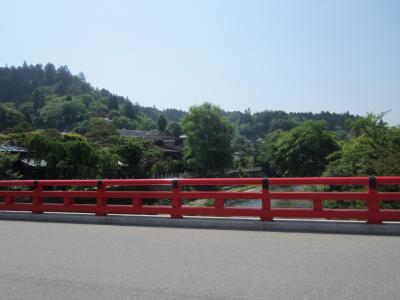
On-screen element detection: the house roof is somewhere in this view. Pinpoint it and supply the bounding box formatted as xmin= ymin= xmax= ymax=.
xmin=117 ymin=129 xmax=184 ymax=143
xmin=21 ymin=158 xmax=47 ymax=167
xmin=0 ymin=144 xmax=28 ymax=153
xmin=117 ymin=129 xmax=184 ymax=154
xmin=117 ymin=129 xmax=165 ymax=141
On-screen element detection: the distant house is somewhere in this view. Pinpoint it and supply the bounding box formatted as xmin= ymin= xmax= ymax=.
xmin=0 ymin=145 xmax=28 ymax=154
xmin=233 ymin=151 xmax=245 ymax=162
xmin=0 ymin=144 xmax=46 ymax=179
xmin=117 ymin=129 xmax=186 ymax=159
xmin=117 ymin=129 xmax=162 ymax=140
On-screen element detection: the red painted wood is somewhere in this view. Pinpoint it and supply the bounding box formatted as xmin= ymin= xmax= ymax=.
xmin=1 ymin=177 xmax=400 ymax=223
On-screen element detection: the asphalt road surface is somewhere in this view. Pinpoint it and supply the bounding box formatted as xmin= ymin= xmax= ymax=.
xmin=1 ymin=220 xmax=399 ymax=300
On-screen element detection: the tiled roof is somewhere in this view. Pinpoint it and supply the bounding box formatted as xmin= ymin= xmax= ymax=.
xmin=21 ymin=158 xmax=47 ymax=167
xmin=117 ymin=129 xmax=163 ymax=140
xmin=117 ymin=129 xmax=179 ymax=142
xmin=0 ymin=144 xmax=28 ymax=153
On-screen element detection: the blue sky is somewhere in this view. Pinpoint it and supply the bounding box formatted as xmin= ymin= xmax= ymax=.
xmin=1 ymin=0 xmax=399 ymax=124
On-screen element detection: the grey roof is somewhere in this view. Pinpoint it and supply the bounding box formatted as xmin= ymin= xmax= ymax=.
xmin=0 ymin=145 xmax=28 ymax=153
xmin=21 ymin=158 xmax=47 ymax=167
xmin=117 ymin=129 xmax=181 ymax=142
xmin=117 ymin=130 xmax=184 ymax=153
xmin=118 ymin=129 xmax=163 ymax=140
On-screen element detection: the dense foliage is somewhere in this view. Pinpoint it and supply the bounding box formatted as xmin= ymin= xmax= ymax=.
xmin=1 ymin=63 xmax=358 ymax=139
xmin=0 ymin=129 xmax=163 ymax=180
xmin=0 ymin=62 xmax=399 ymax=183
xmin=182 ymin=103 xmax=233 ymax=177
xmin=324 ymin=114 xmax=400 ymax=177
xmin=260 ymin=121 xmax=339 ymax=177
xmin=0 ymin=62 xmax=184 ymax=133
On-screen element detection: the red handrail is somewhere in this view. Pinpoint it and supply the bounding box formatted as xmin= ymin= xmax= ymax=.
xmin=0 ymin=177 xmax=399 ymax=224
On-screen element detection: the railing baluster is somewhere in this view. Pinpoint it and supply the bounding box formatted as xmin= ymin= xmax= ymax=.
xmin=32 ymin=180 xmax=43 ymax=214
xmin=261 ymin=178 xmax=273 ymax=221
xmin=313 ymin=199 xmax=323 ymax=212
xmin=0 ymin=177 xmax=398 ymax=223
xmin=215 ymin=198 xmax=224 ymax=209
xmin=171 ymin=179 xmax=182 ymax=218
xmin=5 ymin=195 xmax=15 ymax=205
xmin=367 ymin=176 xmax=382 ymax=224
xmin=133 ymin=198 xmax=143 ymax=211
xmin=96 ymin=180 xmax=107 ymax=216
xmin=64 ymin=197 xmax=74 ymax=206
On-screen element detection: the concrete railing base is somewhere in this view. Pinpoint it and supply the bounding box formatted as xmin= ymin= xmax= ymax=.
xmin=1 ymin=211 xmax=400 ymax=235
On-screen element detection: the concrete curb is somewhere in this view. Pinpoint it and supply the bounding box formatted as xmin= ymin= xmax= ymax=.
xmin=1 ymin=211 xmax=400 ymax=235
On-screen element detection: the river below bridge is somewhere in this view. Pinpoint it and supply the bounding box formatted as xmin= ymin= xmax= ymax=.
xmin=225 ymin=185 xmax=313 ymax=208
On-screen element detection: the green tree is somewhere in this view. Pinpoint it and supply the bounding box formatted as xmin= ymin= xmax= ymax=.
xmin=111 ymin=116 xmax=137 ymax=129
xmin=61 ymin=99 xmax=87 ymax=127
xmin=136 ymin=115 xmax=157 ymax=130
xmin=57 ymin=138 xmax=99 ymax=179
xmin=182 ymin=103 xmax=233 ymax=176
xmin=30 ymin=86 xmax=54 ymax=110
xmin=97 ymin=148 xmax=119 ymax=178
xmin=165 ymin=122 xmax=182 ymax=137
xmin=8 ymin=121 xmax=34 ymax=133
xmin=151 ymin=157 xmax=183 ymax=176
xmin=38 ymin=97 xmax=64 ymax=129
xmin=77 ymin=93 xmax=96 ymax=108
xmin=44 ymin=63 xmax=57 ymax=85
xmin=157 ymin=113 xmax=167 ymax=133
xmin=0 ymin=104 xmax=25 ymax=131
xmin=260 ymin=121 xmax=339 ymax=177
xmin=115 ymin=137 xmax=162 ymax=178
xmin=107 ymin=95 xmax=119 ymax=111
xmin=88 ymin=101 xmax=108 ymax=117
xmin=31 ymin=88 xmax=46 ymax=109
xmin=121 ymin=100 xmax=138 ymax=119
xmin=324 ymin=114 xmax=400 ymax=176
xmin=0 ymin=151 xmax=21 ymax=179
xmin=27 ymin=131 xmax=64 ymax=178
xmin=27 ymin=131 xmax=100 ymax=179
xmin=85 ymin=118 xmax=119 ymax=145
xmin=19 ymin=101 xmax=36 ymax=124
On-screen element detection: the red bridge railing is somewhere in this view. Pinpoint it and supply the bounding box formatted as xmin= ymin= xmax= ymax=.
xmin=1 ymin=177 xmax=400 ymax=224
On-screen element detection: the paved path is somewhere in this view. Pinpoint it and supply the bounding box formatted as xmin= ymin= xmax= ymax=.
xmin=1 ymin=220 xmax=399 ymax=299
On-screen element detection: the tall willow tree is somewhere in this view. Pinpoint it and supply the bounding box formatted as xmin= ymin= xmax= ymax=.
xmin=157 ymin=113 xmax=167 ymax=133
xmin=182 ymin=103 xmax=233 ymax=177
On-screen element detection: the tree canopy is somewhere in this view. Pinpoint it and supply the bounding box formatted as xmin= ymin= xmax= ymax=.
xmin=324 ymin=114 xmax=400 ymax=176
xmin=1 ymin=62 xmax=398 ymax=183
xmin=260 ymin=121 xmax=339 ymax=177
xmin=157 ymin=114 xmax=167 ymax=133
xmin=182 ymin=103 xmax=233 ymax=177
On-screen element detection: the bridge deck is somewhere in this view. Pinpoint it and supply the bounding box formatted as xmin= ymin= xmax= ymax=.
xmin=1 ymin=220 xmax=399 ymax=299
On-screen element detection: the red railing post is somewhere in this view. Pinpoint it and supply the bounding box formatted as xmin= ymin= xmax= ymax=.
xmin=171 ymin=179 xmax=182 ymax=218
xmin=5 ymin=195 xmax=15 ymax=206
xmin=261 ymin=177 xmax=273 ymax=221
xmin=64 ymin=196 xmax=74 ymax=206
xmin=0 ymin=177 xmax=399 ymax=222
xmin=367 ymin=176 xmax=382 ymax=224
xmin=133 ymin=198 xmax=143 ymax=207
xmin=215 ymin=198 xmax=224 ymax=209
xmin=313 ymin=199 xmax=323 ymax=212
xmin=96 ymin=180 xmax=107 ymax=216
xmin=32 ymin=180 xmax=43 ymax=214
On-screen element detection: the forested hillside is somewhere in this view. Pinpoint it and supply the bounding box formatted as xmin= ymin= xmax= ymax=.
xmin=0 ymin=63 xmax=399 ymax=190
xmin=0 ymin=62 xmax=187 ymax=134
xmin=0 ymin=62 xmax=355 ymax=139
